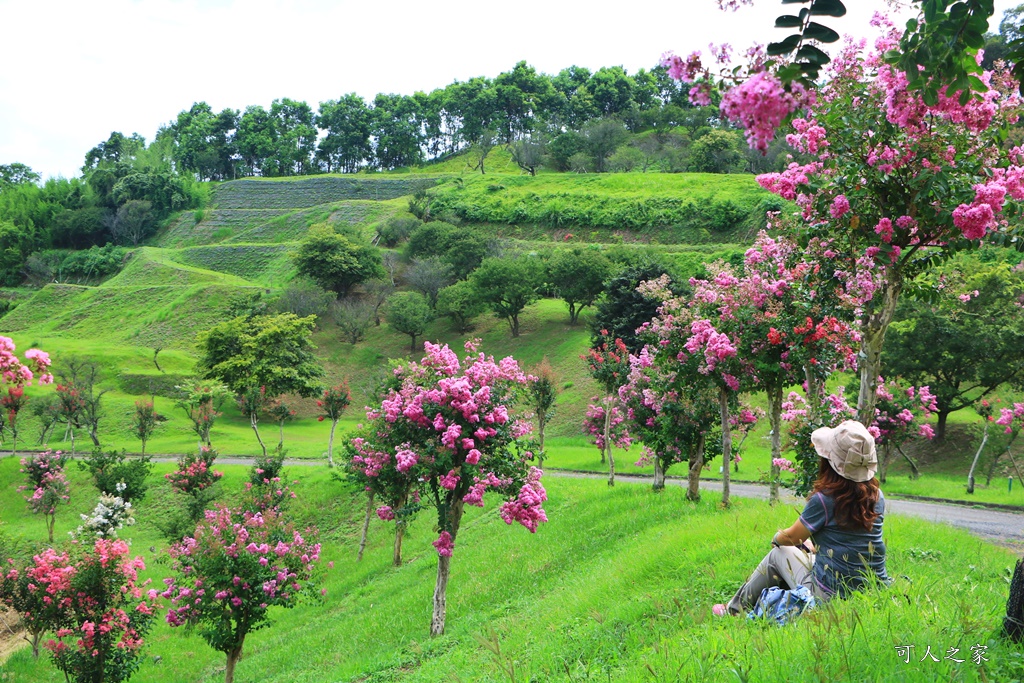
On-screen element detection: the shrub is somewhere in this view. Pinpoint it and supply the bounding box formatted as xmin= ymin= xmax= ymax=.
xmin=163 ymin=506 xmax=323 ymax=683
xmin=38 ymin=540 xmax=159 ymax=683
xmin=79 ymin=448 xmax=153 ymax=503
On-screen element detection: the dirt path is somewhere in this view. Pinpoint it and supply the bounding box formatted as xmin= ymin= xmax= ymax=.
xmin=149 ymin=456 xmax=1024 ymax=547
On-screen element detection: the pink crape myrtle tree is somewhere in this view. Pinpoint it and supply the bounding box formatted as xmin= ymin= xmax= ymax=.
xmin=752 ymin=25 xmax=1024 ymax=423
xmin=868 ymin=378 xmax=938 ymax=483
xmin=14 ymin=540 xmax=161 ymax=683
xmin=19 ymin=450 xmax=70 ymax=542
xmin=992 ymin=402 xmax=1024 ymax=486
xmin=582 ymin=398 xmax=632 ymax=478
xmin=347 ymin=340 xmax=547 ymax=636
xmin=686 ymin=232 xmax=858 ymax=503
xmin=582 ymin=332 xmax=633 ymax=486
xmin=0 ymin=337 xmax=52 ymax=456
xmin=666 ymin=19 xmax=1024 ymax=425
xmin=617 ymin=341 xmax=721 ymax=497
xmin=163 ymin=506 xmax=323 ymax=683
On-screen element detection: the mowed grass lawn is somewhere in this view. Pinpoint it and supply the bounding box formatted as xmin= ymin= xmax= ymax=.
xmin=0 ymin=458 xmax=1019 ymax=682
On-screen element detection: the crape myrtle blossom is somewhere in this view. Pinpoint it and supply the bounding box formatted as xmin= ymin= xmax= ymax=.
xmin=744 ymin=25 xmax=1024 ymax=424
xmin=349 ymin=340 xmax=545 ymax=554
xmin=8 ymin=539 xmax=161 ymax=683
xmin=345 ymin=340 xmax=546 ymax=636
xmin=163 ymin=505 xmax=322 ymax=683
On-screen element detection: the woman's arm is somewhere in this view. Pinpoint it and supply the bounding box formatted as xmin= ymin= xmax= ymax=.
xmin=772 ymin=519 xmax=812 ymax=550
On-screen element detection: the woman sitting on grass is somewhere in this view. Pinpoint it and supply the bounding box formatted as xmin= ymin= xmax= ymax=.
xmin=715 ymin=420 xmax=890 ymax=616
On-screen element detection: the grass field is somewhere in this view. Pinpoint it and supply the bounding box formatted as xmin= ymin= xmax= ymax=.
xmin=0 ymin=458 xmax=1017 ymax=682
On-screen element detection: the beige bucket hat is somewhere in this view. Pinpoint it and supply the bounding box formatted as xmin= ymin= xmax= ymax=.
xmin=810 ymin=420 xmax=878 ymax=482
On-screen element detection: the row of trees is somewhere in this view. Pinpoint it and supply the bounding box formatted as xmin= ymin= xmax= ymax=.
xmin=164 ymin=61 xmax=724 ymax=180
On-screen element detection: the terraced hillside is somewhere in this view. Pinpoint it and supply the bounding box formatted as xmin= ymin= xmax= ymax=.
xmin=0 ymin=172 xmax=771 ymax=459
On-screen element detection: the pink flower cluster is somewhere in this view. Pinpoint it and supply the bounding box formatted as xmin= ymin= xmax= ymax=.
xmin=720 ymin=72 xmax=813 ymax=153
xmin=350 ymin=339 xmax=546 ymax=560
xmin=0 ymin=337 xmax=53 ymax=387
xmin=26 ymin=540 xmax=159 ymax=672
xmin=499 ymin=467 xmax=548 ymax=533
xmin=583 ymin=399 xmax=632 ymax=450
xmin=19 ymin=451 xmax=70 ymax=516
xmin=164 ymin=505 xmax=322 ymax=630
xmin=996 ymin=403 xmax=1024 ymax=435
xmin=772 ymin=458 xmax=797 ymax=474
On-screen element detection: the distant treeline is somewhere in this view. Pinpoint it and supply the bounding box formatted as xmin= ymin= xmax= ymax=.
xmin=0 ymin=60 xmax=797 ymax=288
xmin=159 ymin=61 xmax=792 ymax=180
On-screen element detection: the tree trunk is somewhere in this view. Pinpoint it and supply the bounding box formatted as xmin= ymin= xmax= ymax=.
xmin=767 ymin=382 xmax=783 ymax=506
xmin=600 ymin=402 xmax=610 ymax=464
xmin=879 ymin=442 xmax=893 ymax=484
xmin=140 ymin=437 xmax=146 ymax=458
xmin=393 ymin=522 xmax=405 ymax=567
xmin=653 ymin=456 xmax=665 ymax=491
xmin=1006 ymin=447 xmax=1024 ymax=487
xmin=687 ymin=433 xmax=705 ymax=502
xmin=857 ymin=277 xmax=902 ymax=426
xmin=327 ymin=419 xmax=338 ymax=468
xmin=225 ymin=644 xmax=243 ymax=683
xmin=719 ymin=386 xmax=732 ymax=508
xmin=89 ymin=426 xmax=100 ymax=448
xmin=537 ymin=420 xmax=546 ymax=468
xmin=936 ymin=410 xmax=950 ymax=441
xmin=605 ymin=399 xmax=615 ymax=487
xmin=410 ymin=334 xmax=418 ymax=353
xmin=250 ymin=414 xmax=267 ymax=458
xmin=46 ymin=513 xmax=55 ymax=544
xmin=430 ymin=500 xmax=465 ymax=637
xmin=988 ymin=433 xmax=1018 ymax=486
xmin=967 ymin=424 xmax=989 ymax=494
xmin=358 ymin=491 xmax=374 ymax=562
xmin=278 ymin=422 xmax=285 ymax=450
xmin=511 ymin=314 xmax=520 ymax=338
xmin=896 ymin=445 xmax=920 ymax=479
xmin=30 ymin=630 xmax=40 ymax=659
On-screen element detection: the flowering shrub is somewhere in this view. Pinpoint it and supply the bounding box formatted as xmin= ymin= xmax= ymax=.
xmin=175 ymin=379 xmax=230 ymax=448
xmin=165 ymin=447 xmax=223 ymax=527
xmin=131 ymin=400 xmax=161 ymax=456
xmin=617 ymin=343 xmax=721 ymax=496
xmin=19 ymin=450 xmax=70 ymax=542
xmin=871 ymin=378 xmax=938 ymax=482
xmin=0 ymin=338 xmax=52 ymax=456
xmin=347 ymin=340 xmax=544 ymax=636
xmin=163 ymin=505 xmax=322 ymax=683
xmin=317 ymin=382 xmax=350 ymax=467
xmin=583 ymin=399 xmax=632 ymax=453
xmin=75 ymin=483 xmax=136 ymax=540
xmin=29 ymin=540 xmax=159 ymax=683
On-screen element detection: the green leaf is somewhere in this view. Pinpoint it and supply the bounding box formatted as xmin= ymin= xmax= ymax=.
xmin=802 ymin=21 xmax=841 ymax=43
xmin=767 ymin=34 xmax=802 ymax=55
xmin=795 ymin=44 xmax=831 ymax=65
xmin=923 ymin=87 xmax=939 ymax=106
xmin=774 ymin=14 xmax=804 ymax=27
xmin=808 ymin=0 xmax=846 ymax=17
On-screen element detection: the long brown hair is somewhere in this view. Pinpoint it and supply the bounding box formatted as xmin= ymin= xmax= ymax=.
xmin=810 ymin=458 xmax=880 ymax=531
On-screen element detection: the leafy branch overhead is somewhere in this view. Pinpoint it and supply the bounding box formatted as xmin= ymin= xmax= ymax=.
xmin=768 ymin=0 xmax=846 ymax=83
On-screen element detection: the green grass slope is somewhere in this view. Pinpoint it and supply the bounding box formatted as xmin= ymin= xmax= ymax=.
xmin=0 ymin=461 xmax=1016 ymax=682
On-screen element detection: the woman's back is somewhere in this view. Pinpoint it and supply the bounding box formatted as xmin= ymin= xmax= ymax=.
xmin=800 ymin=489 xmax=889 ymax=597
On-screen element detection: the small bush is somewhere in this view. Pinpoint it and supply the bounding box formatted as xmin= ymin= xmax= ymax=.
xmin=376 ymin=216 xmax=421 ymax=247
xmin=78 ymin=448 xmax=153 ymax=503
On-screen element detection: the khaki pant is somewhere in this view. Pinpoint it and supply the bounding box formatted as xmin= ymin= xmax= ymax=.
xmin=727 ymin=546 xmax=825 ymax=615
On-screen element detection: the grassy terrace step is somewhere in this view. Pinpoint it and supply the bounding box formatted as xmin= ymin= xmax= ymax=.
xmin=426 ymin=173 xmax=782 ymax=243
xmin=172 ymin=244 xmax=295 ymax=287
xmin=159 ymin=200 xmax=405 ymax=248
xmin=211 ymin=176 xmax=443 ymax=209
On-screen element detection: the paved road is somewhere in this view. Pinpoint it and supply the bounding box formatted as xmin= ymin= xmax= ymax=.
xmin=549 ymin=470 xmax=1024 ymax=548
xmin=154 ymin=456 xmax=1024 ymax=548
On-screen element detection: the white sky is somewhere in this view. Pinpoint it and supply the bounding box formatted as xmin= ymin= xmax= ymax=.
xmin=1 ymin=0 xmax=1019 ymax=180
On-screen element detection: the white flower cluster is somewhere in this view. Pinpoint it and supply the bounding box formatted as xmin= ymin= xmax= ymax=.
xmin=75 ymin=482 xmax=135 ymax=540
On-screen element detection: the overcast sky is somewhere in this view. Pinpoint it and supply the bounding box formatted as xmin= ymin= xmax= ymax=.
xmin=1 ymin=0 xmax=1019 ymax=180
